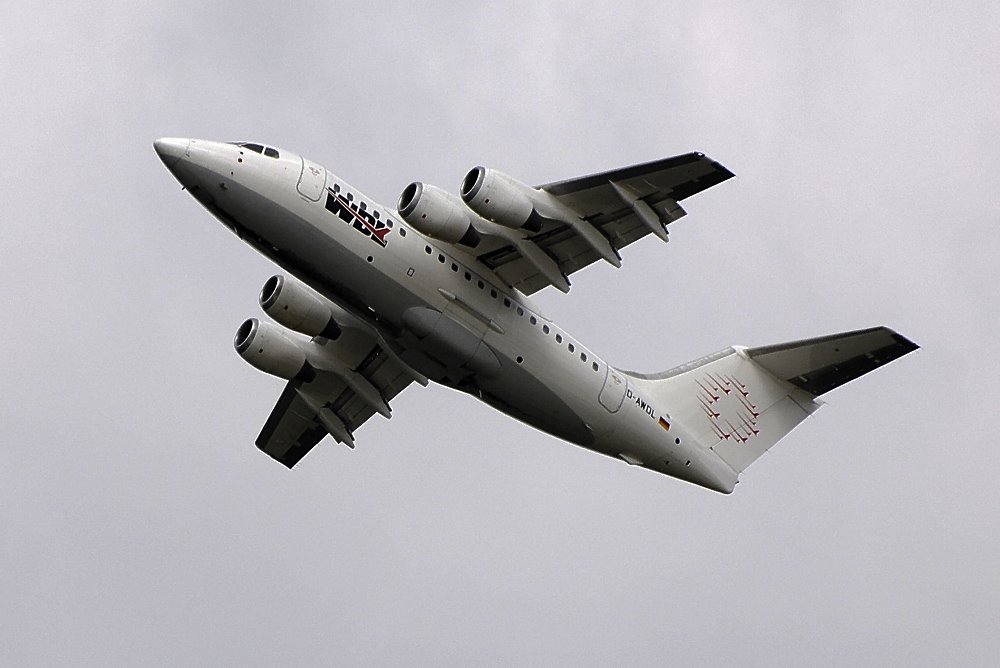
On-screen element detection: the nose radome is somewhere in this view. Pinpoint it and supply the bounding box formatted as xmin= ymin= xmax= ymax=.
xmin=153 ymin=137 xmax=190 ymax=167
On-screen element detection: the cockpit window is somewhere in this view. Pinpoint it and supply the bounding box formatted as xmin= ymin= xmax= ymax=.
xmin=228 ymin=142 xmax=280 ymax=159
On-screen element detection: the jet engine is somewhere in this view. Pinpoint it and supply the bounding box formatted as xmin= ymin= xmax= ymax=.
xmin=234 ymin=318 xmax=314 ymax=381
xmin=259 ymin=275 xmax=342 ymax=340
xmin=397 ymin=182 xmax=482 ymax=247
xmin=460 ymin=167 xmax=548 ymax=233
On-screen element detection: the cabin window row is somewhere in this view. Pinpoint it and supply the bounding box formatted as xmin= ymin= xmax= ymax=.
xmin=421 ymin=242 xmax=601 ymax=373
xmin=540 ymin=325 xmax=597 ymax=370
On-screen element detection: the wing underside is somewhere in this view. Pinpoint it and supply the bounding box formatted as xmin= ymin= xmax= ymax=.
xmin=474 ymin=153 xmax=734 ymax=295
xmin=255 ymin=335 xmax=419 ymax=467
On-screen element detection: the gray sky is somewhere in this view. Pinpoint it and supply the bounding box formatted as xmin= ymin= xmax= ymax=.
xmin=2 ymin=1 xmax=997 ymax=665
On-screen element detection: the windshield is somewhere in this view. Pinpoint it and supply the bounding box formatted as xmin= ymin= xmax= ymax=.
xmin=229 ymin=141 xmax=279 ymax=159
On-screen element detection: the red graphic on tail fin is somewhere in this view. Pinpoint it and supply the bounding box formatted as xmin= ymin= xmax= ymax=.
xmin=697 ymin=372 xmax=759 ymax=445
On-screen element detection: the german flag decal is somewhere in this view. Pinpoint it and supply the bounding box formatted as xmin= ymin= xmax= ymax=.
xmin=658 ymin=416 xmax=671 ymax=431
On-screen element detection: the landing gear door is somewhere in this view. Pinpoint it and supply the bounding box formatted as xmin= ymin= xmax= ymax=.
xmin=297 ymin=156 xmax=327 ymax=201
xmin=599 ymin=367 xmax=627 ymax=413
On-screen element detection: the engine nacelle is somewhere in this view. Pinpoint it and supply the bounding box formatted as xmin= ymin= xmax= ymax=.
xmin=234 ymin=318 xmax=314 ymax=381
xmin=461 ymin=167 xmax=545 ymax=233
xmin=259 ymin=275 xmax=342 ymax=340
xmin=397 ymin=182 xmax=482 ymax=247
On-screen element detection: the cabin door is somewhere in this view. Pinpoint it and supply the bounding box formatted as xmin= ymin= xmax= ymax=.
xmin=297 ymin=156 xmax=327 ymax=201
xmin=599 ymin=367 xmax=627 ymax=413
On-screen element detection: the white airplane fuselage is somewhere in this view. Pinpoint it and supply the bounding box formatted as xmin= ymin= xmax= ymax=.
xmin=155 ymin=138 xmax=746 ymax=493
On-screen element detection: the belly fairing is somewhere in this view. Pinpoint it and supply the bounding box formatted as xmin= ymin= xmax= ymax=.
xmin=472 ymin=361 xmax=596 ymax=447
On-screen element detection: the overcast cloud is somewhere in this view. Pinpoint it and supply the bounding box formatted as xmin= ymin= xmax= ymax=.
xmin=1 ymin=1 xmax=997 ymax=665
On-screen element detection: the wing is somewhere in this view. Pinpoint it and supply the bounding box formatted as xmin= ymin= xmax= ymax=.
xmin=473 ymin=153 xmax=734 ymax=295
xmin=255 ymin=331 xmax=425 ymax=467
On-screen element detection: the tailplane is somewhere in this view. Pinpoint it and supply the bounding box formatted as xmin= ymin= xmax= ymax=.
xmin=626 ymin=327 xmax=918 ymax=478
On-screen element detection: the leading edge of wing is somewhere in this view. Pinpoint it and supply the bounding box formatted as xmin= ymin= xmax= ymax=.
xmin=537 ymin=152 xmax=735 ymax=200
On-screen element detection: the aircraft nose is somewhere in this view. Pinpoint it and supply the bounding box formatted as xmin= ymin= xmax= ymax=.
xmin=153 ymin=137 xmax=190 ymax=167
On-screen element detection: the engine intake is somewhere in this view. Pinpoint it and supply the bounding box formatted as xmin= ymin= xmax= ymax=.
xmin=460 ymin=167 xmax=545 ymax=233
xmin=397 ymin=182 xmax=481 ymax=247
xmin=234 ymin=318 xmax=315 ymax=381
xmin=259 ymin=275 xmax=341 ymax=340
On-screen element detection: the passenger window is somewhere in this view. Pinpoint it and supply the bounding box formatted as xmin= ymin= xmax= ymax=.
xmin=568 ymin=343 xmax=575 ymax=353
xmin=451 ymin=263 xmax=459 ymax=272
xmin=555 ymin=334 xmax=562 ymax=343
xmin=464 ymin=272 xmax=471 ymax=280
xmin=530 ymin=316 xmax=537 ymax=325
xmin=490 ymin=289 xmax=497 ymax=298
xmin=543 ymin=325 xmax=550 ymax=334
xmin=425 ymin=246 xmax=432 ymax=254
xmin=581 ymin=353 xmax=587 ymax=362
xmin=592 ymin=362 xmax=599 ymax=371
xmin=478 ymin=280 xmax=484 ymax=289
xmin=516 ymin=307 xmax=524 ymax=316
xmin=503 ymin=298 xmax=511 ymax=308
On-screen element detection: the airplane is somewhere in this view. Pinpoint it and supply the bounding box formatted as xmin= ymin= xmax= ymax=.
xmin=154 ymin=137 xmax=918 ymax=493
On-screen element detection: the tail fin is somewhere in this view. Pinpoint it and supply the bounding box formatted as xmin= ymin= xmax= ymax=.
xmin=626 ymin=327 xmax=918 ymax=478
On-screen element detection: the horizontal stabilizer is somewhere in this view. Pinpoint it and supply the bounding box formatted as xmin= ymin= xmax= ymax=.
xmin=625 ymin=325 xmax=918 ymax=482
xmin=745 ymin=326 xmax=919 ymax=397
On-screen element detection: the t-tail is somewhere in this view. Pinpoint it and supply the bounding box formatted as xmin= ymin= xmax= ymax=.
xmin=625 ymin=326 xmax=919 ymax=493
